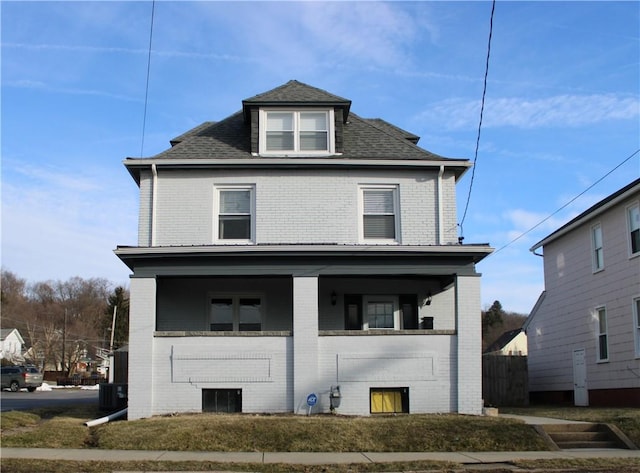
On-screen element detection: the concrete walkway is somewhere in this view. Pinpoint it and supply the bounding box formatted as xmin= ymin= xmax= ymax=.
xmin=2 ymin=447 xmax=639 ymax=465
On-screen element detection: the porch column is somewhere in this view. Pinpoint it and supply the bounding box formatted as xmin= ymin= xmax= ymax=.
xmin=292 ymin=276 xmax=319 ymax=414
xmin=456 ymin=274 xmax=483 ymax=415
xmin=127 ymin=276 xmax=156 ymax=420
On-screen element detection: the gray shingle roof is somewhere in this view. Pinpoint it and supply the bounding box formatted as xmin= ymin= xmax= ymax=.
xmin=139 ymin=80 xmax=458 ymax=162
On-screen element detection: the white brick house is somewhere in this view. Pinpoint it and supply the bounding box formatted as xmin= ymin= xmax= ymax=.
xmin=116 ymin=81 xmax=492 ymax=420
xmin=525 ymin=178 xmax=640 ymax=407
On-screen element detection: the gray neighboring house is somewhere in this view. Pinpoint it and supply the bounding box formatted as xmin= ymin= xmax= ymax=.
xmin=525 ymin=178 xmax=640 ymax=406
xmin=116 ymin=80 xmax=493 ymax=420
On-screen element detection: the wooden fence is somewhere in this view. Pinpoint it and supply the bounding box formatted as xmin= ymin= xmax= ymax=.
xmin=482 ymin=354 xmax=529 ymax=407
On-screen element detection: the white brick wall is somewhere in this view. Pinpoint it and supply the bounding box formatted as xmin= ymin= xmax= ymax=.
xmin=147 ymin=169 xmax=456 ymax=247
xmin=128 ymin=277 xmax=156 ymax=420
xmin=455 ymin=275 xmax=483 ymax=415
xmin=292 ymin=276 xmax=320 ymax=414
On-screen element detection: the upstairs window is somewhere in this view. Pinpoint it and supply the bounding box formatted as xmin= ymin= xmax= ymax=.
xmin=260 ymin=109 xmax=333 ymax=154
xmin=591 ymin=223 xmax=604 ymax=272
xmin=628 ymin=203 xmax=640 ymax=256
xmin=360 ymin=186 xmax=399 ymax=242
xmin=215 ymin=186 xmax=255 ymax=243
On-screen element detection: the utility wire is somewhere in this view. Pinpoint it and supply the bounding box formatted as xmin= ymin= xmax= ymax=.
xmin=490 ymin=148 xmax=640 ymax=257
xmin=459 ymin=0 xmax=496 ymax=238
xmin=140 ymin=0 xmax=156 ymax=158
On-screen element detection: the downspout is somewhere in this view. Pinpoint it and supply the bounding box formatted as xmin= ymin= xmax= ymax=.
xmin=151 ymin=164 xmax=158 ymax=246
xmin=437 ymin=165 xmax=444 ymax=245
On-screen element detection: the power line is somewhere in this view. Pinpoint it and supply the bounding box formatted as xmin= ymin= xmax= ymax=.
xmin=490 ymin=148 xmax=640 ymax=257
xmin=459 ymin=0 xmax=496 ymax=236
xmin=140 ymin=0 xmax=156 ymax=158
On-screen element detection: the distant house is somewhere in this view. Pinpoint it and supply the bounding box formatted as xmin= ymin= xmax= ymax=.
xmin=116 ymin=80 xmax=493 ymax=420
xmin=484 ymin=328 xmax=527 ymax=356
xmin=525 ymin=178 xmax=640 ymax=407
xmin=0 ymin=328 xmax=25 ymax=363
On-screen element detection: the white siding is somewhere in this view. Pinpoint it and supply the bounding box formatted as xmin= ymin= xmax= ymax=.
xmin=528 ymin=191 xmax=640 ymax=394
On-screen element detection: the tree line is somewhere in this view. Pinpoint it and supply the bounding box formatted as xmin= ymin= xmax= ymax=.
xmin=482 ymin=300 xmax=528 ymax=352
xmin=1 ymin=269 xmax=129 ymax=376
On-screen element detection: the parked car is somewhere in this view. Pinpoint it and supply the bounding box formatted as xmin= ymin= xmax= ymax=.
xmin=1 ymin=365 xmax=43 ymax=392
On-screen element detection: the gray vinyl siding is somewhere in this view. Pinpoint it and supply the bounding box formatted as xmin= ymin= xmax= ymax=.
xmin=528 ymin=191 xmax=640 ymax=393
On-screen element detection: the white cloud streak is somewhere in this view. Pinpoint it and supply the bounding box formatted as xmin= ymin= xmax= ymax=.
xmin=417 ymin=94 xmax=640 ymax=130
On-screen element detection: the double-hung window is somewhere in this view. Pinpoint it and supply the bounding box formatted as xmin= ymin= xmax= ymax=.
xmin=215 ymin=186 xmax=255 ymax=243
xmin=628 ymin=203 xmax=640 ymax=257
xmin=634 ymin=297 xmax=640 ymax=358
xmin=360 ymin=186 xmax=399 ymax=242
xmin=596 ymin=306 xmax=608 ymax=362
xmin=591 ymin=223 xmax=604 ymax=272
xmin=261 ymin=109 xmax=332 ymax=154
xmin=210 ymin=296 xmax=262 ymax=332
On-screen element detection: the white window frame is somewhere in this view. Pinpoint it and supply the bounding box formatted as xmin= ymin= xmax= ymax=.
xmin=259 ymin=108 xmax=335 ymax=155
xmin=214 ymin=185 xmax=256 ymax=244
xmin=591 ymin=223 xmax=604 ymax=272
xmin=359 ymin=185 xmax=400 ymax=244
xmin=596 ymin=306 xmax=609 ymax=363
xmin=627 ymin=202 xmax=640 ymax=258
xmin=208 ymin=294 xmax=264 ymax=332
xmin=362 ymin=295 xmax=400 ymax=330
xmin=633 ymin=296 xmax=640 ymax=358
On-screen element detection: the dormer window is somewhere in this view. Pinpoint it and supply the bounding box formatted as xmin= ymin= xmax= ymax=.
xmin=260 ymin=109 xmax=334 ymax=155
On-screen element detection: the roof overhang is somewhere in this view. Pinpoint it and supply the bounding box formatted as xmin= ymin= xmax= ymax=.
xmin=530 ymin=178 xmax=640 ymax=253
xmin=123 ymin=157 xmax=473 ymax=185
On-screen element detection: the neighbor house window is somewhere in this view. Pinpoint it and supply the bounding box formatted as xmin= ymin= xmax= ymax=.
xmin=260 ymin=109 xmax=333 ymax=154
xmin=360 ymin=186 xmax=399 ymax=242
xmin=215 ymin=186 xmax=255 ymax=243
xmin=210 ymin=296 xmax=262 ymax=332
xmin=634 ymin=297 xmax=640 ymax=358
xmin=628 ymin=203 xmax=640 ymax=256
xmin=596 ymin=307 xmax=608 ymax=362
xmin=591 ymin=223 xmax=604 ymax=272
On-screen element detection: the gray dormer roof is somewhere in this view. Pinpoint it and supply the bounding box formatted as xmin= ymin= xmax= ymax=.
xmin=242 ymin=80 xmax=351 ymax=122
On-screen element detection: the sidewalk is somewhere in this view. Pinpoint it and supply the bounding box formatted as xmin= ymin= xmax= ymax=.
xmin=2 ymin=446 xmax=640 ymax=465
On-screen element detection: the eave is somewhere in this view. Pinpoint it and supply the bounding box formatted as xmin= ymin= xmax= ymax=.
xmin=123 ymin=157 xmax=472 ymax=185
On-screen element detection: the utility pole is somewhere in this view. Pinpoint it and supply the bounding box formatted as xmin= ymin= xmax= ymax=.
xmin=61 ymin=309 xmax=67 ymax=376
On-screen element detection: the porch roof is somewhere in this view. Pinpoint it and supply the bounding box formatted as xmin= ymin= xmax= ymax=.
xmin=114 ymin=244 xmax=493 ymax=276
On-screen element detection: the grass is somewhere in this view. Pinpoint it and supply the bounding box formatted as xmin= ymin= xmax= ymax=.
xmin=2 ymin=408 xmax=549 ymax=452
xmin=501 ymin=406 xmax=640 ymax=447
xmin=2 ymin=405 xmax=639 ymax=472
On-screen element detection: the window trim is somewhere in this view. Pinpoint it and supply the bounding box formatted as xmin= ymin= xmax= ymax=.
xmin=591 ymin=223 xmax=604 ymax=273
xmin=633 ymin=296 xmax=640 ymax=359
xmin=259 ymin=108 xmax=335 ymax=156
xmin=627 ymin=202 xmax=640 ymax=258
xmin=359 ymin=185 xmax=400 ymax=244
xmin=208 ymin=293 xmax=264 ymax=332
xmin=214 ymin=185 xmax=256 ymax=244
xmin=596 ymin=306 xmax=609 ymax=363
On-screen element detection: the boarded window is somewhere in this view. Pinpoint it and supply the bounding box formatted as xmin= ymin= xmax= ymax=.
xmin=370 ymin=387 xmax=409 ymax=414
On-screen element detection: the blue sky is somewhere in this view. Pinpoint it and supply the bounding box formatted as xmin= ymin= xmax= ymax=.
xmin=2 ymin=1 xmax=638 ymax=314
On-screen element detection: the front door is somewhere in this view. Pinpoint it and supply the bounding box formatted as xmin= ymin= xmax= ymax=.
xmin=572 ymin=348 xmax=588 ymax=406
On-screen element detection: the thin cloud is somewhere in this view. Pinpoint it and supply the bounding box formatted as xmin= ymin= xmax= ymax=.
xmin=417 ymin=94 xmax=640 ymax=130
xmin=5 ymin=79 xmax=140 ymax=102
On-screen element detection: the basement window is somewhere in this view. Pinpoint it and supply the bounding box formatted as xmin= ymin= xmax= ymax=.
xmin=202 ymin=389 xmax=242 ymax=413
xmin=370 ymin=387 xmax=409 ymax=414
